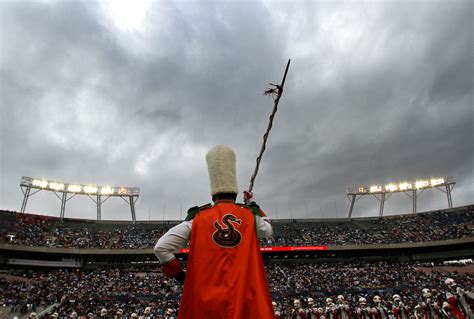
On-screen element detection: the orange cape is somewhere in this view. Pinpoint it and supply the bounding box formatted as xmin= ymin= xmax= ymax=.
xmin=179 ymin=202 xmax=274 ymax=319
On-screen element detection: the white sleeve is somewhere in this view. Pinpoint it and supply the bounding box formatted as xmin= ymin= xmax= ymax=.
xmin=154 ymin=221 xmax=192 ymax=264
xmin=255 ymin=215 xmax=273 ymax=238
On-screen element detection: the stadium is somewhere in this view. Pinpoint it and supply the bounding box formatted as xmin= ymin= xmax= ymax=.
xmin=1 ymin=176 xmax=472 ymax=318
xmin=1 ymin=0 xmax=473 ymax=318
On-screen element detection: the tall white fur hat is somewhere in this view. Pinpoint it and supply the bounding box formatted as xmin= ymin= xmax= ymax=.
xmin=206 ymin=145 xmax=238 ymax=195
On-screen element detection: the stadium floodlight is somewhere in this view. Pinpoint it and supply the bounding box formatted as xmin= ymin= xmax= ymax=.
xmin=385 ymin=184 xmax=398 ymax=192
xmin=118 ymin=187 xmax=129 ymax=195
xmin=415 ymin=180 xmax=429 ymax=189
xmin=431 ymin=178 xmax=445 ymax=187
xmin=33 ymin=179 xmax=48 ymax=188
xmin=399 ymin=182 xmax=412 ymax=190
xmin=370 ymin=185 xmax=382 ymax=193
xmin=20 ymin=176 xmax=140 ymax=222
xmin=100 ymin=186 xmax=114 ymax=195
xmin=347 ymin=176 xmax=455 ymax=218
xmin=49 ymin=182 xmax=65 ymax=191
xmin=83 ymin=185 xmax=98 ymax=194
xmin=357 ymin=186 xmax=367 ymax=193
xmin=68 ymin=185 xmax=82 ymax=193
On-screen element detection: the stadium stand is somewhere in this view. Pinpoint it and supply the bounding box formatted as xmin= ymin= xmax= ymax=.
xmin=0 ymin=205 xmax=472 ymax=318
xmin=1 ymin=205 xmax=472 ymax=249
xmin=0 ymin=261 xmax=472 ymax=318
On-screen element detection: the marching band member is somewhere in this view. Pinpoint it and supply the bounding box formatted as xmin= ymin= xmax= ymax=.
xmin=445 ymin=278 xmax=474 ymax=319
xmin=356 ymin=297 xmax=372 ymax=319
xmin=336 ymin=295 xmax=350 ymax=319
xmin=317 ymin=307 xmax=327 ymax=319
xmin=154 ymin=145 xmax=274 ymax=319
xmin=372 ymin=295 xmax=389 ymax=319
xmin=292 ymin=299 xmax=307 ymax=319
xmin=392 ymin=294 xmax=410 ymax=319
xmin=326 ymin=298 xmax=338 ymax=319
xmin=415 ymin=288 xmax=441 ymax=319
xmin=306 ymin=298 xmax=319 ymax=319
xmin=442 ymin=302 xmax=459 ymax=319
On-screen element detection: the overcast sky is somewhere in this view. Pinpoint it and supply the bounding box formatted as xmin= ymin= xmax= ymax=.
xmin=0 ymin=0 xmax=472 ymax=221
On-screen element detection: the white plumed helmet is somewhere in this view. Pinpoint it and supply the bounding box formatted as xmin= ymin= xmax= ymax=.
xmin=206 ymin=145 xmax=238 ymax=195
xmin=445 ymin=278 xmax=456 ymax=286
xmin=422 ymin=288 xmax=431 ymax=298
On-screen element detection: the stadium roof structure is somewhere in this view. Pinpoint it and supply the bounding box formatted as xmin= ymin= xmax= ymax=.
xmin=20 ymin=176 xmax=140 ymax=222
xmin=346 ymin=176 xmax=455 ymax=218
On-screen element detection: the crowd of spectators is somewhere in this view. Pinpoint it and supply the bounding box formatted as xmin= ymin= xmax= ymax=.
xmin=0 ymin=205 xmax=472 ymax=249
xmin=1 ymin=267 xmax=177 ymax=307
xmin=265 ymin=206 xmax=473 ymax=246
xmin=0 ymin=261 xmax=472 ymax=318
xmin=0 ymin=213 xmax=169 ymax=249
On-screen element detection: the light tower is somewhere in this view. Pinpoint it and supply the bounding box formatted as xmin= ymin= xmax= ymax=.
xmin=20 ymin=176 xmax=140 ymax=222
xmin=346 ymin=176 xmax=455 ymax=218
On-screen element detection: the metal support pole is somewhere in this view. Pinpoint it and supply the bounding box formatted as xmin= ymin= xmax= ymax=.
xmin=97 ymin=195 xmax=102 ymax=221
xmin=60 ymin=192 xmax=67 ymax=219
xmin=20 ymin=186 xmax=31 ymax=213
xmin=347 ymin=194 xmax=356 ymax=219
xmin=379 ymin=193 xmax=386 ymax=217
xmin=130 ymin=196 xmax=136 ymax=224
xmin=446 ymin=185 xmax=453 ymax=208
xmin=412 ymin=189 xmax=417 ymax=214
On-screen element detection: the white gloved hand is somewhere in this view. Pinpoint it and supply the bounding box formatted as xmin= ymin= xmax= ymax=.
xmin=243 ymin=190 xmax=255 ymax=203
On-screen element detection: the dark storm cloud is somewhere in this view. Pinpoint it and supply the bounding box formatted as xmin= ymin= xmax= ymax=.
xmin=0 ymin=0 xmax=472 ymax=220
xmin=245 ymin=0 xmax=473 ymax=217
